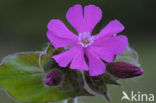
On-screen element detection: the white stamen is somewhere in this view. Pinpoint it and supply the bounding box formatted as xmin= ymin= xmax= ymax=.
xmin=78 ymin=32 xmax=94 ymax=48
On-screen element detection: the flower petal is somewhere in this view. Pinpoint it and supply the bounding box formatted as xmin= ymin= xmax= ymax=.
xmin=86 ymin=50 xmax=106 ymax=76
xmin=94 ymin=20 xmax=125 ymax=40
xmin=113 ymin=35 xmax=128 ymax=55
xmin=93 ymin=35 xmax=128 ymax=55
xmin=88 ymin=46 xmax=114 ymax=63
xmin=70 ymin=47 xmax=88 ymax=71
xmin=47 ymin=19 xmax=78 ymax=47
xmin=84 ymin=5 xmax=102 ymax=34
xmin=66 ymin=4 xmax=84 ymax=33
xmin=53 ymin=47 xmax=78 ymax=67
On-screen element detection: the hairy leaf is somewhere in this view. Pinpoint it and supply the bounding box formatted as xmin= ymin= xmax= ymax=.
xmin=0 ymin=51 xmax=90 ymax=103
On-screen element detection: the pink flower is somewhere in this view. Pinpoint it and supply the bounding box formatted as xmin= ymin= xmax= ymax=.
xmin=47 ymin=4 xmax=128 ymax=76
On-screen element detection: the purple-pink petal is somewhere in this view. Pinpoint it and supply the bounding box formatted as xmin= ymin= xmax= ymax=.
xmin=94 ymin=20 xmax=125 ymax=40
xmin=47 ymin=19 xmax=78 ymax=48
xmin=86 ymin=50 xmax=106 ymax=76
xmin=84 ymin=5 xmax=102 ymax=34
xmin=66 ymin=4 xmax=84 ymax=33
xmin=112 ymin=35 xmax=128 ymax=55
xmin=70 ymin=47 xmax=89 ymax=71
xmin=66 ymin=4 xmax=102 ymax=34
xmin=93 ymin=35 xmax=128 ymax=55
xmin=53 ymin=47 xmax=78 ymax=67
xmin=88 ymin=46 xmax=114 ymax=63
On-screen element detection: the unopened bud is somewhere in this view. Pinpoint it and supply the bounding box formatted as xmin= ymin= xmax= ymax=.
xmin=45 ymin=69 xmax=64 ymax=86
xmin=107 ymin=62 xmax=143 ymax=78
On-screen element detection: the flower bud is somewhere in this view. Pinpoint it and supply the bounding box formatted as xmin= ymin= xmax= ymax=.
xmin=107 ymin=62 xmax=143 ymax=78
xmin=45 ymin=69 xmax=64 ymax=86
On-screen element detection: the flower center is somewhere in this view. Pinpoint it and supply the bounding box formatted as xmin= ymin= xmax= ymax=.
xmin=82 ymin=40 xmax=89 ymax=45
xmin=78 ymin=32 xmax=94 ymax=47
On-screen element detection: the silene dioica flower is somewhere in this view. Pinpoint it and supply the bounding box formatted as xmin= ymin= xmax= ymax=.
xmin=0 ymin=4 xmax=144 ymax=103
xmin=47 ymin=4 xmax=128 ymax=76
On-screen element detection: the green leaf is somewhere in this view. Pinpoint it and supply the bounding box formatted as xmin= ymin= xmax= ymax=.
xmin=115 ymin=46 xmax=139 ymax=66
xmin=0 ymin=51 xmax=89 ymax=103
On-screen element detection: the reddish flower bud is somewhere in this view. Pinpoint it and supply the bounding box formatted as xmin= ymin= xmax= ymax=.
xmin=107 ymin=62 xmax=143 ymax=78
xmin=45 ymin=69 xmax=64 ymax=86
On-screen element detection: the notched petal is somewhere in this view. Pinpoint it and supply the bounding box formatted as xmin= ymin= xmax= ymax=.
xmin=47 ymin=19 xmax=78 ymax=48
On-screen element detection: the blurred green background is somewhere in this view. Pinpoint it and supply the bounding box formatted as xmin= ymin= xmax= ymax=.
xmin=0 ymin=0 xmax=156 ymax=103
